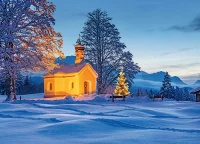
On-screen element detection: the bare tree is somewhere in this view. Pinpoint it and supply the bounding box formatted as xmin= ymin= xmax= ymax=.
xmin=81 ymin=9 xmax=140 ymax=94
xmin=0 ymin=0 xmax=64 ymax=100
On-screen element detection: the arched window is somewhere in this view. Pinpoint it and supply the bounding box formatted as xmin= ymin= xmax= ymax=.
xmin=49 ymin=83 xmax=52 ymax=91
xmin=71 ymin=82 xmax=74 ymax=89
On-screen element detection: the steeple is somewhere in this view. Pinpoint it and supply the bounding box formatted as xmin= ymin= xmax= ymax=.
xmin=75 ymin=34 xmax=85 ymax=64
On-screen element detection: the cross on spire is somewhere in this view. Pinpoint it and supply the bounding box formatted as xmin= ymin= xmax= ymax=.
xmin=76 ymin=34 xmax=81 ymax=45
xmin=121 ymin=66 xmax=124 ymax=71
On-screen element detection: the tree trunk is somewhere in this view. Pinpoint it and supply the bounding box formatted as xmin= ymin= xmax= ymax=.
xmin=5 ymin=74 xmax=17 ymax=101
xmin=12 ymin=77 xmax=17 ymax=100
xmin=5 ymin=79 xmax=14 ymax=101
xmin=97 ymin=63 xmax=103 ymax=94
xmin=97 ymin=80 xmax=102 ymax=95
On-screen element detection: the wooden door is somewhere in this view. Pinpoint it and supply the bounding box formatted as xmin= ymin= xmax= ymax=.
xmin=84 ymin=82 xmax=89 ymax=94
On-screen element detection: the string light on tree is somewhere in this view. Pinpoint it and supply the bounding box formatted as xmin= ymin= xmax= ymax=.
xmin=113 ymin=67 xmax=130 ymax=96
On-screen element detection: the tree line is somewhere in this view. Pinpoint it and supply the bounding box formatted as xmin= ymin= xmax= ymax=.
xmin=160 ymin=72 xmax=193 ymax=101
xmin=129 ymin=72 xmax=194 ymax=101
xmin=0 ymin=75 xmax=43 ymax=96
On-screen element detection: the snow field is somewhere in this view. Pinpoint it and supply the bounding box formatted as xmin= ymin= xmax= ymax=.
xmin=0 ymin=94 xmax=200 ymax=144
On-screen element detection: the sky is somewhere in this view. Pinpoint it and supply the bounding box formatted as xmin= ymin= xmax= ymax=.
xmin=50 ymin=0 xmax=200 ymax=84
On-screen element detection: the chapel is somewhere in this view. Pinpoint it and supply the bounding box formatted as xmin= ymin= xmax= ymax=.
xmin=43 ymin=36 xmax=98 ymax=98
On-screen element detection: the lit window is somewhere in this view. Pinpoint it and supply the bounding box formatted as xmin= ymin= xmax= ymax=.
xmin=49 ymin=83 xmax=52 ymax=91
xmin=72 ymin=82 xmax=74 ymax=89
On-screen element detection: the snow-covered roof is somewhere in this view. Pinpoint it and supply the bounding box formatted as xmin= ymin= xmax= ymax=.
xmin=43 ymin=61 xmax=87 ymax=77
xmin=190 ymin=87 xmax=200 ymax=94
xmin=43 ymin=59 xmax=98 ymax=78
xmin=53 ymin=62 xmax=86 ymax=74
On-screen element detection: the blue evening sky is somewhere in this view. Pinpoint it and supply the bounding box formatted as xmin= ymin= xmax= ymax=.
xmin=50 ymin=0 xmax=200 ymax=84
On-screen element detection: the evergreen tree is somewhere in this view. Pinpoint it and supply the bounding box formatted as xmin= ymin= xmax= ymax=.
xmin=24 ymin=76 xmax=30 ymax=87
xmin=145 ymin=89 xmax=148 ymax=96
xmin=182 ymin=88 xmax=190 ymax=101
xmin=172 ymin=86 xmax=176 ymax=99
xmin=114 ymin=68 xmax=130 ymax=96
xmin=0 ymin=70 xmax=23 ymax=96
xmin=16 ymin=73 xmax=24 ymax=95
xmin=175 ymin=86 xmax=181 ymax=101
xmin=149 ymin=89 xmax=153 ymax=96
xmin=148 ymin=89 xmax=155 ymax=98
xmin=160 ymin=72 xmax=174 ymax=99
xmin=0 ymin=76 xmax=11 ymax=96
xmin=137 ymin=89 xmax=140 ymax=96
xmin=174 ymin=87 xmax=192 ymax=101
xmin=22 ymin=75 xmax=31 ymax=94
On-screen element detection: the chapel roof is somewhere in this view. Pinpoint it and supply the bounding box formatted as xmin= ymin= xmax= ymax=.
xmin=52 ymin=61 xmax=86 ymax=74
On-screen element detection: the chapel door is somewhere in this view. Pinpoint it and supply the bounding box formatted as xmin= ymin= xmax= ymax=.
xmin=84 ymin=82 xmax=89 ymax=94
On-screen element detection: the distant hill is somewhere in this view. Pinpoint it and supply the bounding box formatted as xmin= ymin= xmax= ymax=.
xmin=193 ymin=80 xmax=200 ymax=86
xmin=136 ymin=71 xmax=187 ymax=85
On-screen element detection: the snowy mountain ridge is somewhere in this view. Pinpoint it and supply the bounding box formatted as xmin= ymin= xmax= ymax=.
xmin=193 ymin=80 xmax=200 ymax=86
xmin=136 ymin=71 xmax=187 ymax=85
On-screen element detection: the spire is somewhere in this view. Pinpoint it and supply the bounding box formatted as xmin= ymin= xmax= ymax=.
xmin=76 ymin=34 xmax=81 ymax=45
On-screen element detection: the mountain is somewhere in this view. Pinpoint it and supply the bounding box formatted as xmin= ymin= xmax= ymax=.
xmin=136 ymin=71 xmax=187 ymax=85
xmin=171 ymin=76 xmax=187 ymax=85
xmin=193 ymin=80 xmax=200 ymax=86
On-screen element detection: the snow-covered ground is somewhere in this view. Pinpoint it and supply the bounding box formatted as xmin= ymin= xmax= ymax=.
xmin=0 ymin=94 xmax=200 ymax=144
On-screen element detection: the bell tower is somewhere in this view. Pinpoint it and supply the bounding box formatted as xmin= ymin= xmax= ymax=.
xmin=75 ymin=35 xmax=85 ymax=64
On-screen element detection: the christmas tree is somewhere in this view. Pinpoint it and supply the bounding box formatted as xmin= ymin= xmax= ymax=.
xmin=113 ymin=68 xmax=130 ymax=96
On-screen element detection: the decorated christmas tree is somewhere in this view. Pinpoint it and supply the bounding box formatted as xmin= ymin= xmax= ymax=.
xmin=113 ymin=68 xmax=130 ymax=96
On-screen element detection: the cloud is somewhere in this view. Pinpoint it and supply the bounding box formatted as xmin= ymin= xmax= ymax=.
xmin=161 ymin=47 xmax=196 ymax=56
xmin=159 ymin=62 xmax=200 ymax=70
xmin=166 ymin=26 xmax=190 ymax=32
xmin=166 ymin=15 xmax=200 ymax=32
xmin=181 ymin=74 xmax=199 ymax=80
